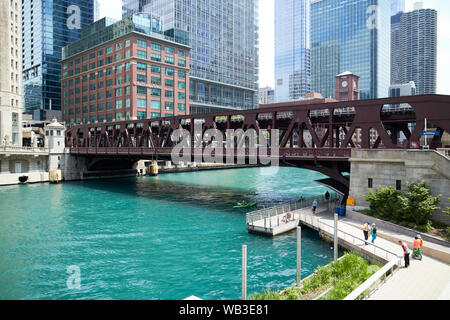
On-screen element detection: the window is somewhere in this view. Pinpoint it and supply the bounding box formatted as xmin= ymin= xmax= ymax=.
xmin=178 ymin=92 xmax=186 ymax=100
xmin=89 ymin=62 xmax=96 ymax=70
xmin=115 ymin=76 xmax=122 ymax=85
xmin=151 ymin=43 xmax=161 ymax=51
xmin=151 ymin=77 xmax=161 ymax=85
xmin=90 ymin=105 xmax=96 ymax=112
xmin=115 ymin=88 xmax=122 ymax=97
xmin=151 ymin=65 xmax=161 ymax=74
xmin=151 ymin=88 xmax=161 ymax=97
xmin=151 ymin=112 xmax=161 ymax=118
xmin=137 ymin=39 xmax=147 ymax=48
xmin=125 ymin=49 xmax=130 ymax=59
xmin=178 ymin=81 xmax=185 ymax=89
xmin=165 ymin=56 xmax=174 ymax=65
xmin=165 ymin=68 xmax=174 ymax=76
xmin=137 ymin=50 xmax=147 ymax=59
xmin=165 ymin=102 xmax=174 ymax=110
xmin=116 ymin=100 xmax=122 ymax=109
xmin=116 ymin=112 xmax=122 ymax=121
xmin=178 ymin=59 xmax=186 ymax=67
xmin=178 ymin=103 xmax=186 ymax=112
xmin=106 ymin=68 xmax=113 ymax=76
xmin=165 ymin=47 xmax=174 ymax=54
xmin=115 ymin=42 xmax=122 ymax=50
xmin=151 ymin=53 xmax=161 ymax=62
xmin=178 ymin=50 xmax=186 ymax=57
xmin=115 ymin=65 xmax=123 ymax=73
xmin=137 ymin=86 xmax=147 ymax=95
xmin=396 ymin=180 xmax=402 ymax=191
xmin=137 ymin=111 xmax=147 ymax=120
xmin=106 ymin=56 xmax=113 ymax=64
xmin=125 ymin=98 xmax=130 ymax=108
xmin=165 ymin=79 xmax=174 ymax=87
xmin=165 ymin=90 xmax=174 ymax=98
xmin=98 ymin=49 xmax=104 ymax=57
xmin=137 ymin=62 xmax=147 ymax=71
xmin=137 ymin=74 xmax=147 ymax=83
xmin=178 ymin=70 xmax=186 ymax=78
xmin=98 ymin=103 xmax=104 ymax=111
xmin=114 ymin=53 xmax=122 ymax=62
xmin=137 ymin=98 xmax=147 ymax=108
xmin=368 ymin=178 xmax=373 ymax=189
xmin=125 ymin=39 xmax=131 ymax=48
xmin=106 ymin=46 xmax=112 ymax=54
xmin=98 ymin=114 xmax=104 ymax=122
xmin=151 ymin=100 xmax=161 ymax=109
xmin=106 ymin=114 xmax=113 ymax=122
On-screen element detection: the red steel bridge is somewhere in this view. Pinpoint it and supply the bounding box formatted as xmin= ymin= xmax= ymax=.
xmin=66 ymin=94 xmax=450 ymax=190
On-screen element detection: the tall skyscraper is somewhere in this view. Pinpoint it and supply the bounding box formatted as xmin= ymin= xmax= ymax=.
xmin=274 ymin=0 xmax=310 ymax=102
xmin=391 ymin=7 xmax=437 ymax=95
xmin=391 ymin=0 xmax=405 ymax=16
xmin=122 ymin=0 xmax=259 ymax=113
xmin=21 ymin=0 xmax=94 ymax=119
xmin=310 ymin=0 xmax=391 ymax=100
xmin=1 ymin=0 xmax=23 ymax=146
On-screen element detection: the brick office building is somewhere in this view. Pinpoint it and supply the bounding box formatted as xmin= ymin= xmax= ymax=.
xmin=61 ymin=14 xmax=190 ymax=126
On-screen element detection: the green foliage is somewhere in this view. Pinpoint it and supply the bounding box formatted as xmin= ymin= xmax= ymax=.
xmin=249 ymin=289 xmax=281 ymax=300
xmin=251 ymin=253 xmax=380 ymax=301
xmin=365 ymin=186 xmax=402 ymax=219
xmin=445 ymin=198 xmax=450 ymax=215
xmin=399 ymin=182 xmax=441 ymax=227
xmin=365 ymin=182 xmax=441 ymax=230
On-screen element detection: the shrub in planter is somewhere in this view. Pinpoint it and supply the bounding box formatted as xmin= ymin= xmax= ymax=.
xmin=365 ymin=186 xmax=402 ymax=220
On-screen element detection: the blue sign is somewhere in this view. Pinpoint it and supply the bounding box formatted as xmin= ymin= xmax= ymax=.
xmin=420 ymin=131 xmax=440 ymax=137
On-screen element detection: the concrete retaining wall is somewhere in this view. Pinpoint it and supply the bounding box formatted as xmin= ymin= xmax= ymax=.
xmin=349 ymin=149 xmax=450 ymax=225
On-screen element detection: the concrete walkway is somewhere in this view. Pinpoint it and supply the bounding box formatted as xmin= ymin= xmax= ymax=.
xmin=314 ymin=211 xmax=450 ymax=300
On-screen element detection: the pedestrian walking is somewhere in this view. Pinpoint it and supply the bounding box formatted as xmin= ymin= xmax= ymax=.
xmin=325 ymin=191 xmax=330 ymax=201
xmin=363 ymin=222 xmax=371 ymax=245
xmin=412 ymin=235 xmax=423 ymax=261
xmin=312 ymin=199 xmax=318 ymax=214
xmin=399 ymin=240 xmax=411 ymax=268
xmin=371 ymin=223 xmax=377 ymax=244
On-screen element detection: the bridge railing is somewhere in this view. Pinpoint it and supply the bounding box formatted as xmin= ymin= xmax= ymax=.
xmin=246 ymin=194 xmax=341 ymax=226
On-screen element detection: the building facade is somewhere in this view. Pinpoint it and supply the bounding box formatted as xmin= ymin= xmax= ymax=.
xmin=274 ymin=0 xmax=310 ymax=102
xmin=61 ymin=14 xmax=190 ymax=125
xmin=122 ymin=0 xmax=259 ymax=114
xmin=21 ymin=0 xmax=94 ymax=119
xmin=310 ymin=0 xmax=391 ymax=100
xmin=1 ymin=0 xmax=23 ymax=147
xmin=259 ymin=87 xmax=274 ymax=105
xmin=391 ymin=0 xmax=405 ymax=16
xmin=391 ymin=8 xmax=437 ymax=95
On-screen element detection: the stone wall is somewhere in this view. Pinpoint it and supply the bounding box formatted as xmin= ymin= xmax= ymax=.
xmin=349 ymin=149 xmax=450 ymax=225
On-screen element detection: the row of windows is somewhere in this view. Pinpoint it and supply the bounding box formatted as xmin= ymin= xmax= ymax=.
xmin=63 ymin=61 xmax=187 ymax=83
xmin=64 ymin=38 xmax=187 ymax=69
xmin=65 ymin=100 xmax=186 ymax=115
xmin=68 ymin=111 xmax=176 ymax=125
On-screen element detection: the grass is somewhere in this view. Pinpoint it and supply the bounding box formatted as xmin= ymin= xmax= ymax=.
xmin=249 ymin=252 xmax=381 ymax=301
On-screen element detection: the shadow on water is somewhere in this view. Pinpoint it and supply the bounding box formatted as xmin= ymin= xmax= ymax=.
xmin=67 ymin=168 xmax=325 ymax=214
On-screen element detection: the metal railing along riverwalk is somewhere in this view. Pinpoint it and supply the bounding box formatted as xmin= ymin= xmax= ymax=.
xmin=246 ymin=194 xmax=340 ymax=229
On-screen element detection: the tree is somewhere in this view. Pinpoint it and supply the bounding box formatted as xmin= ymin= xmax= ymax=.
xmin=399 ymin=182 xmax=441 ymax=227
xmin=365 ymin=186 xmax=402 ymax=220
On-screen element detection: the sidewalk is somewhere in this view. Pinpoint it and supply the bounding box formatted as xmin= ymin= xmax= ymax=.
xmin=314 ymin=210 xmax=450 ymax=300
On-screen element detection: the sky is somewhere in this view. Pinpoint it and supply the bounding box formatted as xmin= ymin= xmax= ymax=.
xmin=98 ymin=0 xmax=450 ymax=94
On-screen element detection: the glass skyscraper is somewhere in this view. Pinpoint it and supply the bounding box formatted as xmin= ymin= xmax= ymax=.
xmin=391 ymin=0 xmax=405 ymax=16
xmin=22 ymin=0 xmax=94 ymax=118
xmin=391 ymin=8 xmax=437 ymax=95
xmin=311 ymin=0 xmax=391 ymax=100
xmin=122 ymin=0 xmax=259 ymax=113
xmin=274 ymin=0 xmax=310 ymax=103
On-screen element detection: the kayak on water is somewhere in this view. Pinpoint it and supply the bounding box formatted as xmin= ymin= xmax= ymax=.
xmin=233 ymin=202 xmax=257 ymax=209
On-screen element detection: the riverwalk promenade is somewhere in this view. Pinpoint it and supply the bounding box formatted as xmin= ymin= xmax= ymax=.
xmin=248 ymin=202 xmax=450 ymax=300
xmin=316 ymin=210 xmax=450 ymax=300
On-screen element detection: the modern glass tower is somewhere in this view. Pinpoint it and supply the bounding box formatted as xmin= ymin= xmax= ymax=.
xmin=392 ymin=8 xmax=437 ymax=94
xmin=274 ymin=0 xmax=310 ymax=103
xmin=122 ymin=0 xmax=259 ymax=113
xmin=22 ymin=0 xmax=94 ymax=119
xmin=311 ymin=0 xmax=391 ymax=100
xmin=391 ymin=0 xmax=405 ymax=16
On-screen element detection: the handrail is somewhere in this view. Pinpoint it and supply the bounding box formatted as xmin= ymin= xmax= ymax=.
xmin=343 ymin=258 xmax=402 ymax=300
xmin=246 ymin=194 xmax=341 ymax=225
